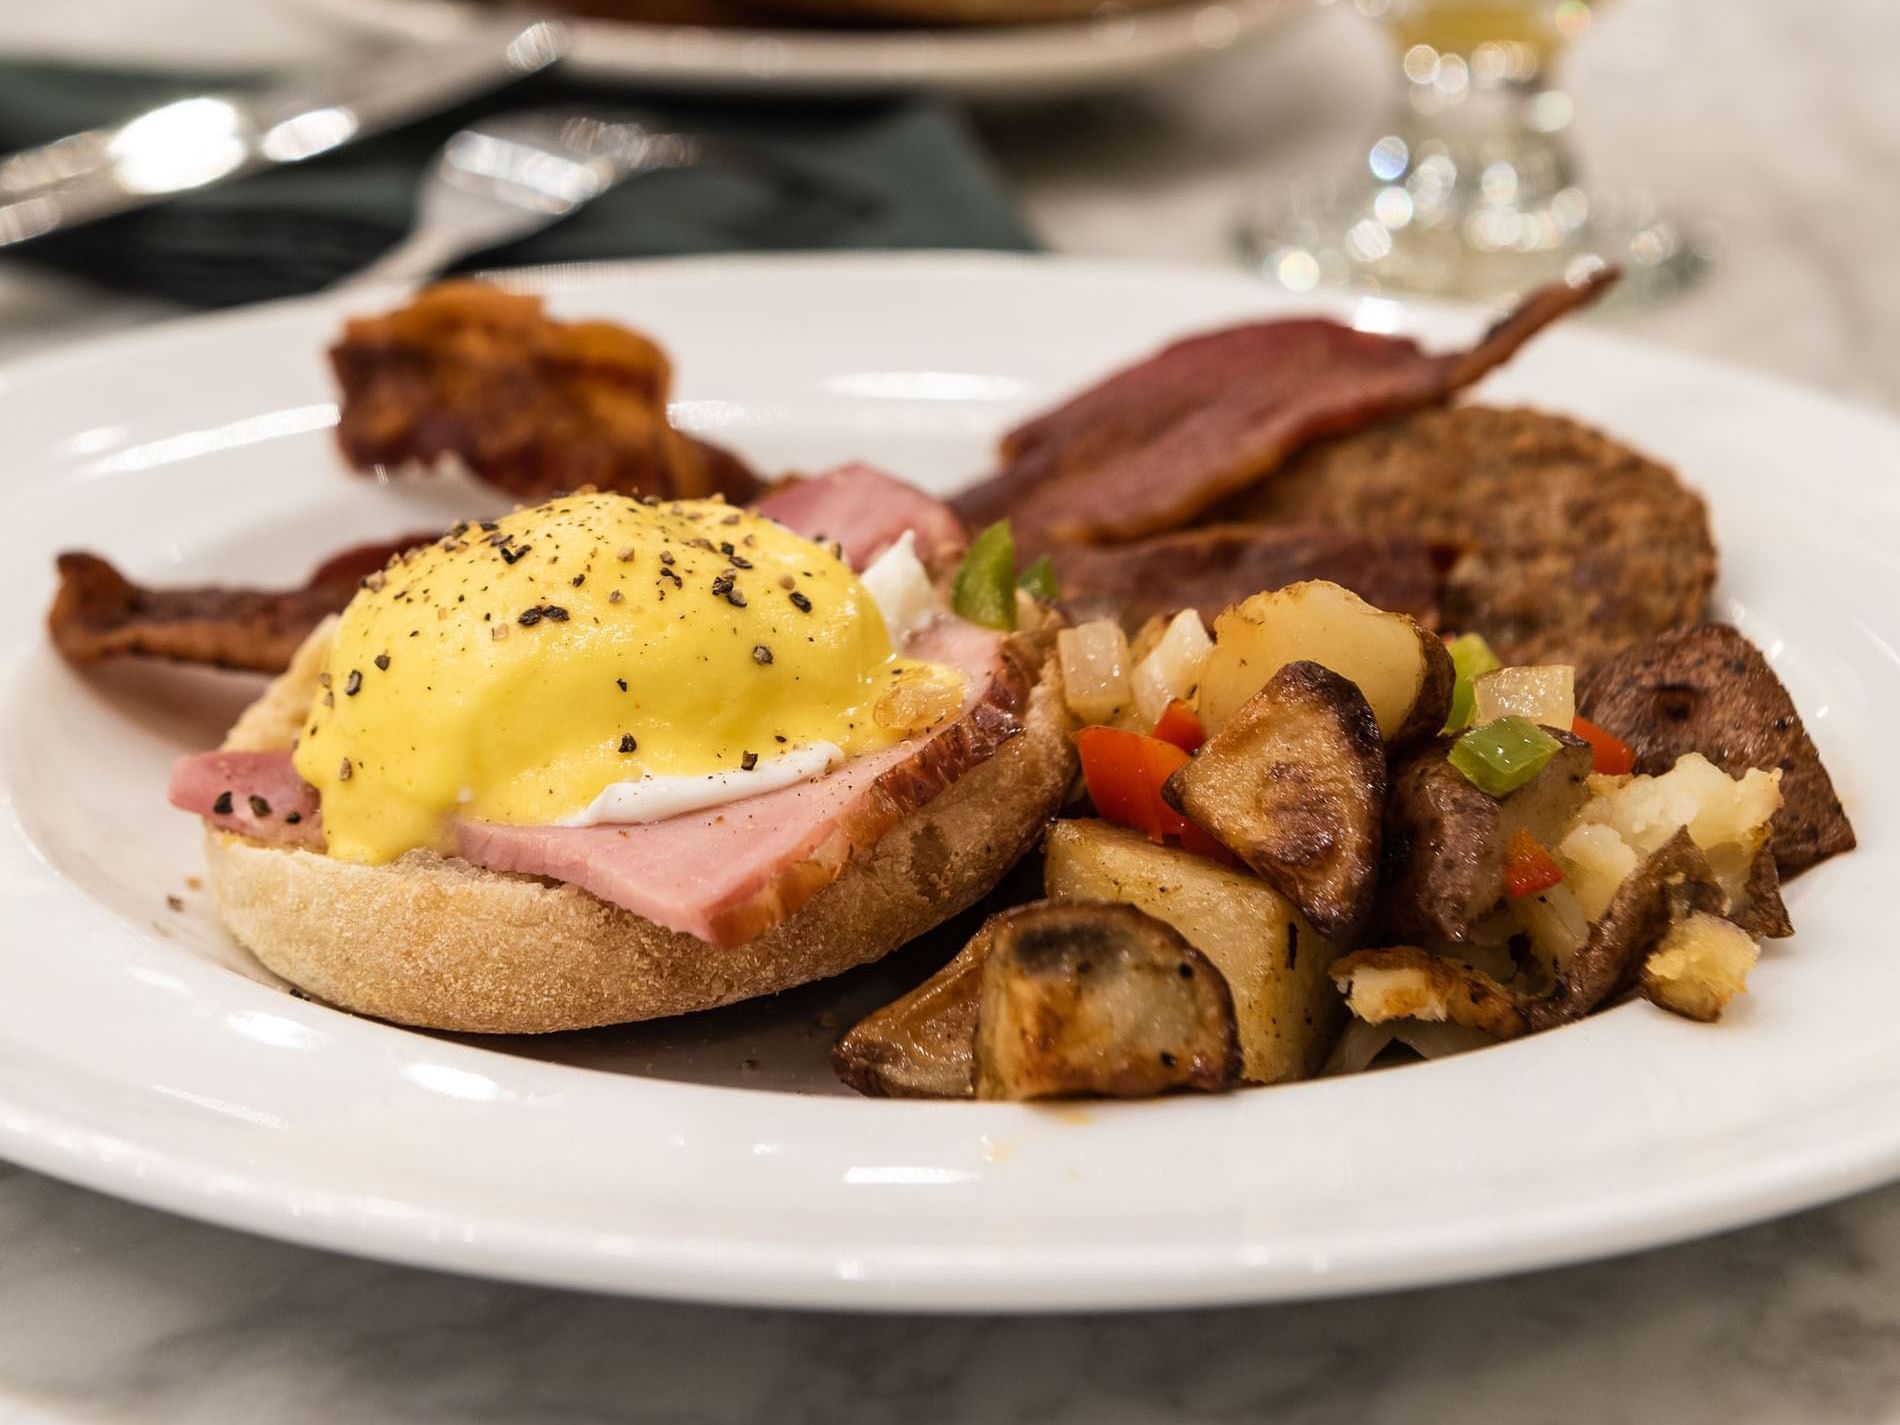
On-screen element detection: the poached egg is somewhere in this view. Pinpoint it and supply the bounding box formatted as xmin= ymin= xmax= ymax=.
xmin=293 ymin=492 xmax=960 ymax=864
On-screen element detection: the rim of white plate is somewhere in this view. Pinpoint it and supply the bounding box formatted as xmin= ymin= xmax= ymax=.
xmin=0 ymin=253 xmax=1895 ymax=1312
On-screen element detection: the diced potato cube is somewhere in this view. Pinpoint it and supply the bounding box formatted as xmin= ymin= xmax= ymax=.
xmin=1044 ymin=819 xmax=1339 ymax=1084
xmin=1197 ymin=581 xmax=1452 ymax=744
xmin=1556 ymin=821 xmax=1641 ymax=920
xmin=1578 ymin=753 xmax=1780 ymax=860
xmin=1641 ymin=911 xmax=1760 ymax=1022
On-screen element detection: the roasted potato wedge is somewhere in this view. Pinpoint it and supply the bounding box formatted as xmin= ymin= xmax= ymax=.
xmin=973 ymin=900 xmax=1242 ymax=1100
xmin=833 ymin=924 xmax=991 ymax=1099
xmin=1164 ymin=660 xmax=1385 ymax=939
xmin=1197 ymin=580 xmax=1453 ymax=745
xmin=1044 ymin=819 xmax=1340 ymax=1083
xmin=1641 ymin=910 xmax=1760 ymax=1022
xmin=1379 ymin=731 xmax=1593 ymax=944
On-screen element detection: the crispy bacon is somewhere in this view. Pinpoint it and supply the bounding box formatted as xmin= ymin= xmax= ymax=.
xmin=955 ymin=268 xmax=1615 ymax=549
xmin=330 ymin=281 xmax=761 ymax=503
xmin=1049 ymin=524 xmax=1445 ymax=631
xmin=47 ymin=534 xmax=433 ymax=674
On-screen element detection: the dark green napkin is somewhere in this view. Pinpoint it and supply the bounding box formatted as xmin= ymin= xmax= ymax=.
xmin=0 ymin=62 xmax=1036 ymax=307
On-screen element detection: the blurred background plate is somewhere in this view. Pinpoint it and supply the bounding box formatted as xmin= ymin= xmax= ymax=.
xmin=297 ymin=0 xmax=1304 ymax=98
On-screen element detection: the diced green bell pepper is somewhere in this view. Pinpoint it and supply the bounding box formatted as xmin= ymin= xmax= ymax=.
xmin=951 ymin=520 xmax=1018 ymax=630
xmin=1448 ymin=715 xmax=1560 ymax=797
xmin=1441 ymin=632 xmax=1503 ymax=733
xmin=1016 ymin=554 xmax=1060 ymax=602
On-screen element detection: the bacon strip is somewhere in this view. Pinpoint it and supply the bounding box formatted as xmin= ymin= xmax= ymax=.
xmin=1050 ymin=523 xmax=1445 ymax=631
xmin=955 ymin=268 xmax=1615 ymax=549
xmin=48 ymin=534 xmax=433 ymax=674
xmin=331 ymin=281 xmax=760 ymax=503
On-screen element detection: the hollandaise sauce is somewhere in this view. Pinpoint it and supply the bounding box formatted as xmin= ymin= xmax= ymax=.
xmin=294 ymin=492 xmax=962 ymax=864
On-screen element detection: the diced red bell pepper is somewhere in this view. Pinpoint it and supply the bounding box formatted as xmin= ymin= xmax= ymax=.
xmin=1571 ymin=715 xmax=1636 ymax=776
xmin=1503 ymin=828 xmax=1565 ymax=898
xmin=1074 ymin=725 xmax=1232 ymax=863
xmin=1149 ymin=698 xmax=1206 ymax=753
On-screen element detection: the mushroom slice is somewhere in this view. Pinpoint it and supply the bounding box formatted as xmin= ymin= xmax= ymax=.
xmin=974 ymin=900 xmax=1242 ymax=1100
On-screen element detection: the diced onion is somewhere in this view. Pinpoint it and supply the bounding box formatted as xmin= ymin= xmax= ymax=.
xmin=1058 ymin=619 xmax=1133 ymax=724
xmin=1322 ymin=1019 xmax=1398 ymax=1076
xmin=1511 ymin=879 xmax=1590 ymax=974
xmin=1392 ymin=1020 xmax=1494 ymax=1060
xmin=1130 ymin=610 xmax=1214 ymax=727
xmin=1472 ymin=664 xmax=1575 ymax=729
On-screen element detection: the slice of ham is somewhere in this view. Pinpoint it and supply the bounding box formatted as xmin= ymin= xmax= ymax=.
xmin=754 ymin=463 xmax=968 ymax=573
xmin=168 ymin=615 xmax=1035 ymax=948
xmin=168 ymin=749 xmax=324 ymax=849
xmin=455 ymin=615 xmax=1026 ymax=947
xmin=954 ymin=268 xmax=1615 ymax=549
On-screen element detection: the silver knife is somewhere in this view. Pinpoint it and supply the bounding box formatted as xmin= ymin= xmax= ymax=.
xmin=0 ymin=14 xmax=568 ymax=250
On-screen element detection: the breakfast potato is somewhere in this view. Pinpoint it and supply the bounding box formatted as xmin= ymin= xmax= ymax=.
xmin=1196 ymin=581 xmax=1453 ymax=745
xmin=1379 ymin=731 xmax=1593 ymax=944
xmin=1043 ymin=819 xmax=1340 ymax=1083
xmin=1570 ymin=753 xmax=1783 ymax=913
xmin=1330 ymin=946 xmax=1530 ymax=1041
xmin=1641 ymin=911 xmax=1760 ymax=1022
xmin=973 ymin=901 xmax=1241 ymax=1100
xmin=1577 ymin=623 xmax=1854 ymax=874
xmin=1528 ymin=828 xmax=1725 ymax=1029
xmin=1164 ymin=661 xmax=1385 ymax=940
xmin=832 ymin=924 xmax=991 ymax=1099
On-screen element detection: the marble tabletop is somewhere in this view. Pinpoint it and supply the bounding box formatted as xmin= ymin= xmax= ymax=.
xmin=5 ymin=1 xmax=1900 ymax=1420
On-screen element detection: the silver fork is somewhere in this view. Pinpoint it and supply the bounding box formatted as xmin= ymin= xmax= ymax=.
xmin=337 ymin=108 xmax=700 ymax=290
xmin=338 ymin=106 xmax=879 ymax=291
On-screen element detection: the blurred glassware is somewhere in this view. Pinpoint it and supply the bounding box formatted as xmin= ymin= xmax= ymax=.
xmin=1240 ymin=0 xmax=1716 ymax=304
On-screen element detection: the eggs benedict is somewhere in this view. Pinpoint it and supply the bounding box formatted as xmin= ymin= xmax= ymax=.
xmin=168 ymin=466 xmax=1077 ymax=1033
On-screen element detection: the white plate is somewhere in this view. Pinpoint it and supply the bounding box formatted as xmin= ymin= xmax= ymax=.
xmin=299 ymin=0 xmax=1301 ymax=98
xmin=2 ymin=254 xmax=1895 ymax=1312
